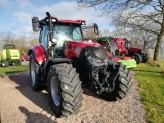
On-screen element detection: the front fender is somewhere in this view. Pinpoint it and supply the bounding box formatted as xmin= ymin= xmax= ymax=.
xmin=44 ymin=58 xmax=72 ymax=82
xmin=28 ymin=45 xmax=48 ymax=65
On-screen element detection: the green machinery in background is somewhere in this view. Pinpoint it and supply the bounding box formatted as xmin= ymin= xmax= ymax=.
xmin=0 ymin=44 xmax=21 ymax=67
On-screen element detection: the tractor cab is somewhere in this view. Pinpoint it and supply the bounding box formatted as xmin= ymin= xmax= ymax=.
xmin=95 ymin=37 xmax=119 ymax=56
xmin=39 ymin=22 xmax=84 ymax=56
xmin=109 ymin=38 xmax=120 ymax=55
xmin=33 ymin=14 xmax=98 ymax=58
xmin=124 ymin=39 xmax=133 ymax=50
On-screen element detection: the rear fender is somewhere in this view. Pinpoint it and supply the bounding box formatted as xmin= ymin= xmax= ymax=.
xmin=128 ymin=47 xmax=142 ymax=53
xmin=43 ymin=58 xmax=72 ymax=82
xmin=28 ymin=45 xmax=48 ymax=65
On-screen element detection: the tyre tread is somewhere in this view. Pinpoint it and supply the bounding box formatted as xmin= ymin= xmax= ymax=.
xmin=47 ymin=63 xmax=83 ymax=117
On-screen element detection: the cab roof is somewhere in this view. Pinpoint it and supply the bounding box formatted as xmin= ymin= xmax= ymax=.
xmin=42 ymin=16 xmax=85 ymax=24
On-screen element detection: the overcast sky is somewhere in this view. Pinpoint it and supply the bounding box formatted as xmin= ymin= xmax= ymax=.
xmin=0 ymin=0 xmax=114 ymax=34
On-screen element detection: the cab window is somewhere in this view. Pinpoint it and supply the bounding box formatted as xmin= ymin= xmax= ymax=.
xmin=40 ymin=25 xmax=49 ymax=48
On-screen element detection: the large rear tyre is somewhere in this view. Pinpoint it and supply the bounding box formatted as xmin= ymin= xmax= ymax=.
xmin=47 ymin=63 xmax=83 ymax=117
xmin=29 ymin=54 xmax=41 ymax=91
xmin=131 ymin=53 xmax=142 ymax=64
xmin=101 ymin=63 xmax=133 ymax=101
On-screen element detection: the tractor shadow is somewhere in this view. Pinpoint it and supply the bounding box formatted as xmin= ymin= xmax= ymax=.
xmin=8 ymin=72 xmax=56 ymax=118
xmin=19 ymin=106 xmax=54 ymax=123
xmin=82 ymin=87 xmax=115 ymax=102
xmin=6 ymin=71 xmax=27 ymax=75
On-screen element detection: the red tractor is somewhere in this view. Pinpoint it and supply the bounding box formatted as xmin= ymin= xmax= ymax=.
xmin=94 ymin=37 xmax=137 ymax=69
xmin=28 ymin=12 xmax=133 ymax=117
xmin=114 ymin=38 xmax=149 ymax=64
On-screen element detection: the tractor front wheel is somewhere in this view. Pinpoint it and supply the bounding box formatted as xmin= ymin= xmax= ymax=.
xmin=47 ymin=63 xmax=83 ymax=117
xmin=101 ymin=63 xmax=133 ymax=101
xmin=29 ymin=54 xmax=41 ymax=91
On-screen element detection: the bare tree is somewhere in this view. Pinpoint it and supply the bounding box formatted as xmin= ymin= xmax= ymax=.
xmin=19 ymin=32 xmax=39 ymax=54
xmin=137 ymin=30 xmax=157 ymax=49
xmin=0 ymin=31 xmax=39 ymax=55
xmin=103 ymin=26 xmax=156 ymax=50
xmin=77 ymin=0 xmax=164 ymax=61
xmin=120 ymin=29 xmax=156 ymax=49
xmin=0 ymin=31 xmax=16 ymax=50
xmin=29 ymin=32 xmax=39 ymax=47
xmin=16 ymin=34 xmax=30 ymax=55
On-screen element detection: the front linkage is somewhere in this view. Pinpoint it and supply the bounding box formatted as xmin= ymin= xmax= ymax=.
xmin=78 ymin=46 xmax=133 ymax=100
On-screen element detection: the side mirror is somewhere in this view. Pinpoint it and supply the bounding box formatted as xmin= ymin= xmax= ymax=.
xmin=32 ymin=17 xmax=40 ymax=32
xmin=93 ymin=23 xmax=99 ymax=35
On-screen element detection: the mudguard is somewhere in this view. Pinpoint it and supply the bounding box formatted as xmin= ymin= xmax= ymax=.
xmin=43 ymin=58 xmax=72 ymax=82
xmin=128 ymin=47 xmax=142 ymax=53
xmin=28 ymin=45 xmax=48 ymax=65
xmin=64 ymin=41 xmax=100 ymax=59
xmin=28 ymin=45 xmax=72 ymax=83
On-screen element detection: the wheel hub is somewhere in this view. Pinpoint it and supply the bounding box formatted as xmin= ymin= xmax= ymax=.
xmin=50 ymin=76 xmax=60 ymax=106
xmin=30 ymin=59 xmax=36 ymax=86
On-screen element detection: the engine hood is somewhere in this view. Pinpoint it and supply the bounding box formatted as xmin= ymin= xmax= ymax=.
xmin=79 ymin=41 xmax=101 ymax=47
xmin=64 ymin=41 xmax=107 ymax=59
xmin=65 ymin=41 xmax=100 ymax=48
xmin=84 ymin=46 xmax=107 ymax=60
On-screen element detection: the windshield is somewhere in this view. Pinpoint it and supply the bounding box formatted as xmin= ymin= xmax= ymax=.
xmin=110 ymin=40 xmax=119 ymax=51
xmin=53 ymin=23 xmax=83 ymax=42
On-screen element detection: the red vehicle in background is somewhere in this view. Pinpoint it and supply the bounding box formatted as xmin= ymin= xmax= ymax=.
xmin=114 ymin=38 xmax=149 ymax=64
xmin=20 ymin=55 xmax=30 ymax=61
xmin=94 ymin=37 xmax=137 ymax=69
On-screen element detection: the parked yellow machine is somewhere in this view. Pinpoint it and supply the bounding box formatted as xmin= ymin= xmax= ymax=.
xmin=0 ymin=44 xmax=21 ymax=67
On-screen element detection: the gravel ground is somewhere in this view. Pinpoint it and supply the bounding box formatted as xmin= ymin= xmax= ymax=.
xmin=0 ymin=71 xmax=146 ymax=123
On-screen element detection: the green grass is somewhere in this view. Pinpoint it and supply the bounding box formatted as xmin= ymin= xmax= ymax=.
xmin=0 ymin=65 xmax=29 ymax=76
xmin=134 ymin=60 xmax=164 ymax=123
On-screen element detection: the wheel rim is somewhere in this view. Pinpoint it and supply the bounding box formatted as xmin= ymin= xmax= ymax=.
xmin=50 ymin=76 xmax=60 ymax=106
xmin=2 ymin=62 xmax=5 ymax=67
xmin=30 ymin=59 xmax=36 ymax=86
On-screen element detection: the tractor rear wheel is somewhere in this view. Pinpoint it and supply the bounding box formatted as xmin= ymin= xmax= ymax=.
xmin=29 ymin=54 xmax=41 ymax=91
xmin=142 ymin=53 xmax=149 ymax=63
xmin=101 ymin=63 xmax=133 ymax=101
xmin=132 ymin=53 xmax=142 ymax=64
xmin=47 ymin=63 xmax=83 ymax=117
